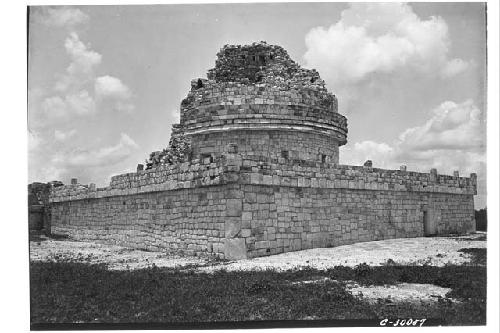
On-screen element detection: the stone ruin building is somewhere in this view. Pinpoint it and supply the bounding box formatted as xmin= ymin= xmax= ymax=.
xmin=49 ymin=42 xmax=477 ymax=259
xmin=28 ymin=181 xmax=63 ymax=232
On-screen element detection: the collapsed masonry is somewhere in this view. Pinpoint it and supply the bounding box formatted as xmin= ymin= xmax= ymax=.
xmin=49 ymin=42 xmax=476 ymax=259
xmin=28 ymin=181 xmax=63 ymax=232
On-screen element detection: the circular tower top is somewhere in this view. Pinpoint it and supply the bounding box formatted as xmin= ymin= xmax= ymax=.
xmin=178 ymin=41 xmax=348 ymax=164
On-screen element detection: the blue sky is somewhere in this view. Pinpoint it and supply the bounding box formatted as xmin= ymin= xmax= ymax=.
xmin=28 ymin=3 xmax=487 ymax=207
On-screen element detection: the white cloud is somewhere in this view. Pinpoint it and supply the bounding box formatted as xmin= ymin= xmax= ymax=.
xmin=29 ymin=164 xmax=66 ymax=184
xmin=36 ymin=33 xmax=133 ymax=122
xmin=341 ymin=99 xmax=486 ymax=205
xmin=441 ymin=58 xmax=471 ymax=78
xmin=398 ymin=100 xmax=484 ymax=152
xmin=120 ymin=133 xmax=139 ymax=148
xmin=304 ymin=3 xmax=470 ymax=88
xmin=65 ymin=90 xmax=96 ymax=115
xmin=343 ymin=99 xmax=485 ymax=167
xmin=52 ymin=133 xmax=139 ymax=168
xmin=40 ymin=7 xmax=89 ymax=28
xmin=29 ymin=133 xmax=139 ymax=185
xmin=55 ymin=32 xmax=102 ymax=92
xmin=28 ymin=130 xmax=42 ymax=152
xmin=32 ymin=26 xmax=134 ymax=128
xmin=115 ymin=101 xmax=135 ymax=113
xmin=341 ymin=141 xmax=395 ymax=169
xmin=41 ymin=90 xmax=95 ymax=119
xmin=54 ymin=129 xmax=77 ymax=141
xmin=95 ymin=76 xmax=131 ymax=99
xmin=94 ymin=76 xmax=134 ymax=112
xmin=41 ymin=96 xmax=67 ymax=119
xmin=65 ymin=33 xmax=102 ymax=75
xmin=29 ymin=27 xmax=137 ymax=186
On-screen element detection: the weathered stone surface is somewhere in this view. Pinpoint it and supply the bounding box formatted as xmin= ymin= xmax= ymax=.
xmin=144 ymin=125 xmax=192 ymax=170
xmin=224 ymin=238 xmax=247 ymax=260
xmin=226 ymin=199 xmax=243 ymax=217
xmin=225 ymin=218 xmax=241 ymax=238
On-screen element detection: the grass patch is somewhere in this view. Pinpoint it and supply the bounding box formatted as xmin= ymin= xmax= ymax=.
xmin=324 ymin=263 xmax=486 ymax=304
xmin=370 ymin=298 xmax=486 ymax=326
xmin=458 ymin=248 xmax=487 ymax=265
xmin=30 ymin=262 xmax=374 ymax=324
xmin=30 ymin=260 xmax=486 ymax=325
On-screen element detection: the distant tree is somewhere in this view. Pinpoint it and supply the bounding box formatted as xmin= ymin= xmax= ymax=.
xmin=475 ymin=208 xmax=487 ymax=231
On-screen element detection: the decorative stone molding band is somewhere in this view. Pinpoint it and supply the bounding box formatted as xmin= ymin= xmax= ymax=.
xmin=181 ymin=103 xmax=347 ymax=129
xmin=183 ymin=122 xmax=347 ymax=143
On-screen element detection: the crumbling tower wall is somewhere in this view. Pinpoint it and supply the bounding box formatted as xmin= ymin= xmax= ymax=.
xmin=182 ymin=42 xmax=347 ymax=165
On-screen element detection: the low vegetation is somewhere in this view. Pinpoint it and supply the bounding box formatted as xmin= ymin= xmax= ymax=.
xmin=30 ymin=256 xmax=486 ymax=326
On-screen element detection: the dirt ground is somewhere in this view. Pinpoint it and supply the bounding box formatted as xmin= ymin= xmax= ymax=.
xmin=29 ymin=233 xmax=485 ymax=271
xmin=202 ymin=233 xmax=486 ymax=272
xmin=29 ymin=237 xmax=208 ymax=270
xmin=30 ymin=232 xmax=485 ymax=306
xmin=288 ymin=277 xmax=455 ymax=305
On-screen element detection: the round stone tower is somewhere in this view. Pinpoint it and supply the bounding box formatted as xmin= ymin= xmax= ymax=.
xmin=179 ymin=41 xmax=348 ymax=164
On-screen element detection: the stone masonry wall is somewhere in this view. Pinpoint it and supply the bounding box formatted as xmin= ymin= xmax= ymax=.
xmin=191 ymin=130 xmax=339 ymax=164
xmin=181 ymin=82 xmax=345 ymax=140
xmin=50 ymin=156 xmax=243 ymax=258
xmin=50 ymin=154 xmax=476 ymax=259
xmin=51 ymin=184 xmax=241 ymax=257
xmin=221 ymin=155 xmax=476 ymax=258
xmin=238 ymin=185 xmax=475 ymax=258
xmin=181 ymin=81 xmax=341 ymax=122
xmin=179 ymin=79 xmax=347 ymax=168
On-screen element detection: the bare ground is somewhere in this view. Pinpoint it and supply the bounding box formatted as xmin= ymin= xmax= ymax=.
xmin=30 ymin=233 xmax=486 ymax=271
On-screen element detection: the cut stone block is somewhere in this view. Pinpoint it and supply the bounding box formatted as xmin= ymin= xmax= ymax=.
xmin=224 ymin=238 xmax=247 ymax=260
xmin=226 ymin=198 xmax=242 ymax=216
xmin=225 ymin=219 xmax=241 ymax=238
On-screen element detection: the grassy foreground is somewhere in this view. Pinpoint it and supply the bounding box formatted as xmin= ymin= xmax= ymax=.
xmin=30 ymin=253 xmax=486 ymax=326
